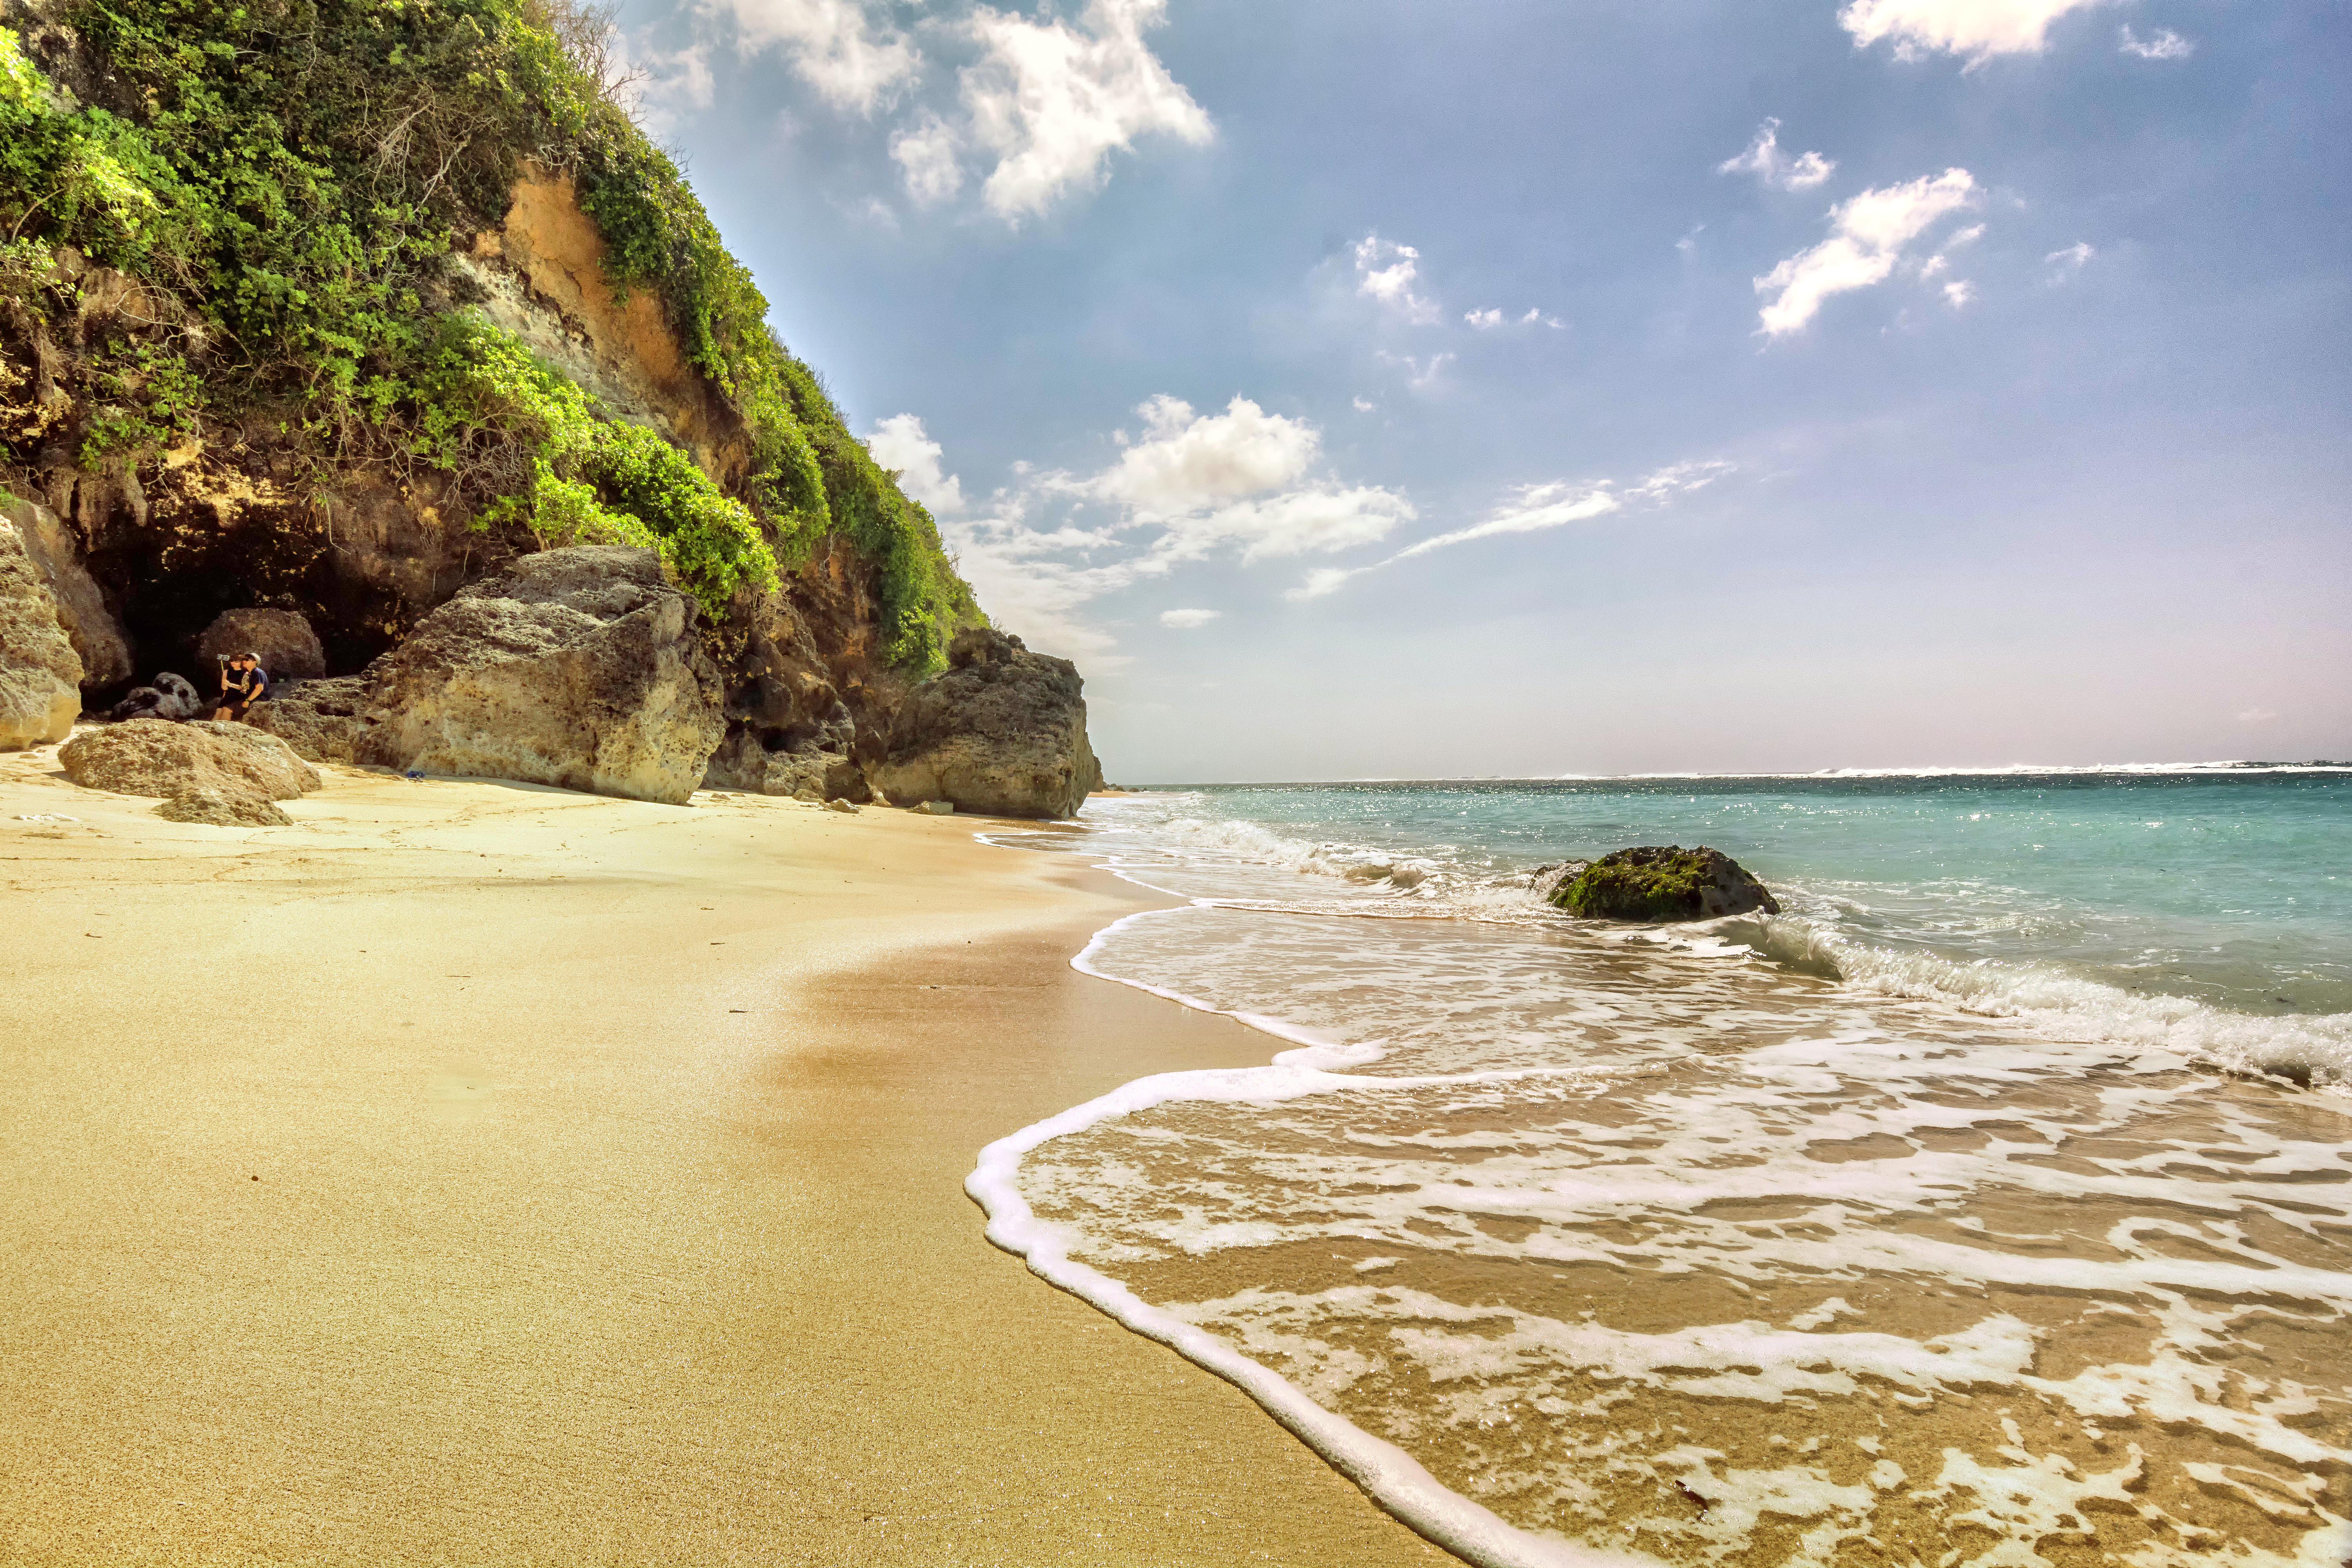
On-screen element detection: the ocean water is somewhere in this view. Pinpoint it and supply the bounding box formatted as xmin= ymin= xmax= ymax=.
xmin=968 ymin=772 xmax=2352 ymax=1568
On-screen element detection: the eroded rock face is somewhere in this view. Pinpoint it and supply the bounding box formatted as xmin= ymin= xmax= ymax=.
xmin=868 ymin=628 xmax=1100 ymax=820
xmin=2 ymin=492 xmax=130 ymax=688
xmin=0 ymin=515 xmax=83 ymax=748
xmin=197 ymin=607 xmax=326 ymax=681
xmin=59 ymin=718 xmax=321 ymax=801
xmin=249 ymin=546 xmax=724 ymax=804
xmin=700 ymin=726 xmax=862 ymax=801
xmin=1548 ymin=846 xmax=1780 ymax=922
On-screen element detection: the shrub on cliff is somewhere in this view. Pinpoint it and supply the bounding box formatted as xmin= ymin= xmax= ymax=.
xmin=0 ymin=0 xmax=978 ymax=669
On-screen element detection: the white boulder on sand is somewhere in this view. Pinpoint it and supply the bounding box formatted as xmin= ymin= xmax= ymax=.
xmin=58 ymin=718 xmax=322 ymax=825
xmin=252 ymin=546 xmax=725 ymax=805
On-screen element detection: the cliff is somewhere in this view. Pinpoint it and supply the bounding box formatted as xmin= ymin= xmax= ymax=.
xmin=0 ymin=0 xmax=1085 ymax=806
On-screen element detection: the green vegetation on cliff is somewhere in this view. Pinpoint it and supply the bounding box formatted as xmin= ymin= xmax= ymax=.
xmin=0 ymin=0 xmax=978 ymax=666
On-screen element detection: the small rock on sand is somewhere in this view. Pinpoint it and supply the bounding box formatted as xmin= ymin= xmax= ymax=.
xmin=157 ymin=789 xmax=293 ymax=826
xmin=60 ymin=719 xmax=322 ymax=802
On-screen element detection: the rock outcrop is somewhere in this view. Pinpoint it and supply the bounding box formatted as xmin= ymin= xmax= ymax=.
xmin=867 ymin=628 xmax=1100 ymax=820
xmin=2 ymin=492 xmax=130 ymax=689
xmin=701 ymin=724 xmax=863 ymax=801
xmin=1548 ymin=846 xmax=1780 ymax=922
xmin=197 ymin=608 xmax=326 ymax=681
xmin=59 ymin=718 xmax=321 ymax=808
xmin=0 ymin=514 xmax=83 ymax=748
xmin=250 ymin=546 xmax=723 ymax=804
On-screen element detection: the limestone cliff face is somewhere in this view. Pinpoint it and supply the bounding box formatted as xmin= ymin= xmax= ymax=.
xmin=0 ymin=173 xmax=914 ymax=763
xmin=457 ymin=168 xmax=750 ymax=487
xmin=0 ymin=0 xmax=1097 ymax=793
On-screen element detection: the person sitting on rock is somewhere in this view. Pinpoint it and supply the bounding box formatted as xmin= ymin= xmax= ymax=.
xmin=212 ymin=652 xmax=269 ymax=722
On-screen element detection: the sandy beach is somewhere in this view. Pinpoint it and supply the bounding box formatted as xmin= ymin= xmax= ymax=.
xmin=0 ymin=742 xmax=1454 ymax=1567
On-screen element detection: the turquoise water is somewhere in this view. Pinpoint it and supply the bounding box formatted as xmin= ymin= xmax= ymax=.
xmin=974 ymin=769 xmax=2352 ymax=1567
xmin=1118 ymin=770 xmax=2352 ymax=1025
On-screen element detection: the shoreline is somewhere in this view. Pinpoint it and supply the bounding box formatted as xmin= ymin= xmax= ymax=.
xmin=0 ymin=746 xmax=1454 ymax=1566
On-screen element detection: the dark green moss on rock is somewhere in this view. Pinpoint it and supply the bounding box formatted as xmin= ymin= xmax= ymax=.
xmin=1549 ymin=845 xmax=1779 ymax=922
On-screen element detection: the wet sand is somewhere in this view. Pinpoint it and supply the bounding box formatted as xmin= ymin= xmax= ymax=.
xmin=0 ymin=742 xmax=1455 ymax=1566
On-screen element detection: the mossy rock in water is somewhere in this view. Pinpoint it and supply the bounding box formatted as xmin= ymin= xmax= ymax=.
xmin=1549 ymin=846 xmax=1779 ymax=922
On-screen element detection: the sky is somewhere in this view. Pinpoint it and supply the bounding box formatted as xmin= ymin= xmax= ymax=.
xmin=604 ymin=0 xmax=2350 ymax=780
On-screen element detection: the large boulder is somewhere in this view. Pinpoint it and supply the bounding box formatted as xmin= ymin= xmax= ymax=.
xmin=1 ymin=492 xmax=131 ymax=690
xmin=247 ymin=675 xmax=370 ymax=764
xmin=59 ymin=718 xmax=322 ymax=802
xmin=249 ymin=546 xmax=723 ymax=805
xmin=0 ymin=515 xmax=83 ymax=749
xmin=1548 ymin=846 xmax=1780 ymax=922
xmin=868 ymin=628 xmax=1100 ymax=820
xmin=197 ymin=607 xmax=327 ymax=682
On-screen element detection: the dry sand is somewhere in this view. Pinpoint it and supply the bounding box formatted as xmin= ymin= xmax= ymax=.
xmin=0 ymin=740 xmax=1456 ymax=1567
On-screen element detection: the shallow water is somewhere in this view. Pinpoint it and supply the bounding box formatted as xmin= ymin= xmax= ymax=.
xmin=973 ymin=773 xmax=2352 ymax=1567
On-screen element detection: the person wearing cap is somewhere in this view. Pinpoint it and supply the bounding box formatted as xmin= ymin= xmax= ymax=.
xmin=212 ymin=651 xmax=270 ymax=722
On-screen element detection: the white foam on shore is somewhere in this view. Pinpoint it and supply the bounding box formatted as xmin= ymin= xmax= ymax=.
xmin=965 ymin=939 xmax=1648 ymax=1568
xmin=970 ymin=791 xmax=2352 ymax=1564
xmin=1002 ymin=803 xmax=2352 ymax=1092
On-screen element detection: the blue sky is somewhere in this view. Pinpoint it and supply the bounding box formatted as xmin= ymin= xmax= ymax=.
xmin=606 ymin=0 xmax=2348 ymax=779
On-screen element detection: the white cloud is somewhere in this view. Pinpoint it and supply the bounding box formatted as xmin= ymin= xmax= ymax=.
xmin=1287 ymin=460 xmax=1731 ymax=600
xmin=1466 ymin=307 xmax=1564 ymax=331
xmin=1942 ymin=279 xmax=1976 ymax=308
xmin=1084 ymin=395 xmax=1320 ymax=520
xmin=1840 ymin=0 xmax=2109 ymax=65
xmin=714 ymin=0 xmax=919 ymax=113
xmin=1352 ymin=396 xmax=1377 ymax=412
xmin=2119 ymin=24 xmax=2194 ymax=59
xmin=867 ymin=413 xmax=965 ymax=514
xmin=607 ymin=29 xmax=715 ymax=134
xmin=1163 ymin=485 xmax=1414 ymax=563
xmin=1755 ymin=169 xmax=1980 ymax=336
xmin=944 ymin=394 xmax=1413 ymax=655
xmin=891 ymin=113 xmax=965 ymax=204
xmin=961 ymin=0 xmax=1212 ymax=221
xmin=2045 ymin=240 xmax=2095 ymax=277
xmin=1677 ymin=225 xmax=1705 ymax=256
xmin=1379 ymin=350 xmax=1455 ymax=389
xmin=1159 ymin=607 xmax=1221 ymax=629
xmin=1353 ymin=234 xmax=1440 ymax=324
xmin=1718 ymin=119 xmax=1837 ymax=191
xmin=2238 ymin=707 xmax=2280 ymax=724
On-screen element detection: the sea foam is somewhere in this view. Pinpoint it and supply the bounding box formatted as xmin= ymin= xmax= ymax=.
xmin=972 ymin=782 xmax=2352 ymax=1565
